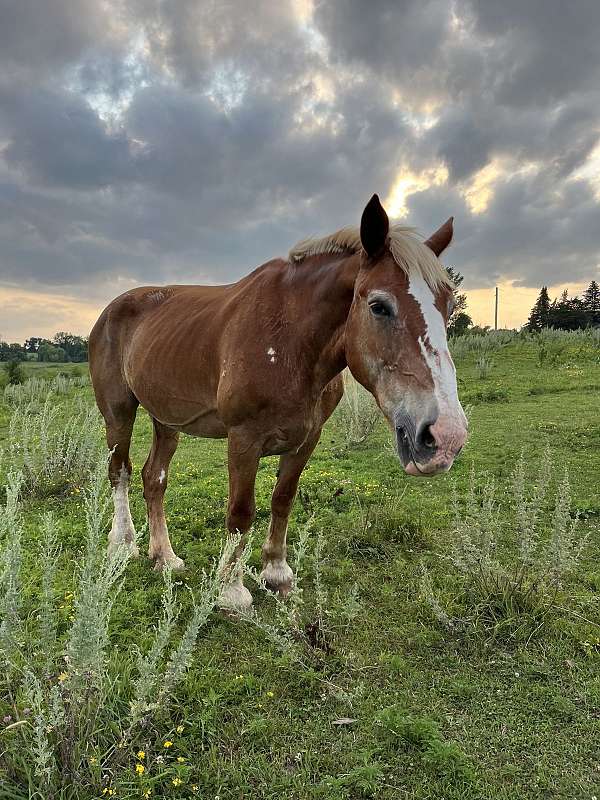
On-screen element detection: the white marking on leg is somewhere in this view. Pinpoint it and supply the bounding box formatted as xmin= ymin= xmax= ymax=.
xmin=148 ymin=506 xmax=185 ymax=571
xmin=158 ymin=468 xmax=165 ymax=484
xmin=108 ymin=464 xmax=139 ymax=556
xmin=260 ymin=559 xmax=293 ymax=590
xmin=218 ymin=573 xmax=253 ymax=611
xmin=267 ymin=346 xmax=277 ymax=363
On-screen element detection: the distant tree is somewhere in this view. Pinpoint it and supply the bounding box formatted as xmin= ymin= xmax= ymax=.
xmin=445 ymin=266 xmax=473 ymax=336
xmin=25 ymin=336 xmax=47 ymax=353
xmin=526 ymin=287 xmax=551 ymax=331
xmin=38 ymin=342 xmax=67 ymax=363
xmin=582 ymin=280 xmax=600 ymax=326
xmin=52 ymin=332 xmax=88 ymax=362
xmin=547 ymin=290 xmax=587 ymax=331
xmin=0 ymin=341 xmax=27 ymax=361
xmin=449 ymin=311 xmax=473 ymax=336
xmin=5 ymin=360 xmax=25 ymax=385
xmin=469 ymin=325 xmax=491 ymax=335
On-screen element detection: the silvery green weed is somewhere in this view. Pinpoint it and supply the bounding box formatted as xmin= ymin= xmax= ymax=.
xmin=8 ymin=394 xmax=103 ymax=496
xmin=0 ymin=460 xmax=235 ymax=797
xmin=421 ymin=449 xmax=587 ymax=643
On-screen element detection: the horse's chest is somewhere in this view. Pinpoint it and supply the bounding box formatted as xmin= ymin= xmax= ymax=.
xmin=261 ymin=424 xmax=311 ymax=456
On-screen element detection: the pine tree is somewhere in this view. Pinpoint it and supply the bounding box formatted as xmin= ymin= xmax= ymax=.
xmin=445 ymin=266 xmax=472 ymax=336
xmin=526 ymin=286 xmax=551 ymax=331
xmin=582 ymin=280 xmax=600 ymax=326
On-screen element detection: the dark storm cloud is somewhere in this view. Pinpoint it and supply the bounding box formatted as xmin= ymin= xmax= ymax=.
xmin=0 ymin=85 xmax=134 ymax=189
xmin=0 ymin=0 xmax=599 ymax=333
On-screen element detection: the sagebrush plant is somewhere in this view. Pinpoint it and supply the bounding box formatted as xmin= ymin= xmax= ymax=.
xmin=7 ymin=395 xmax=103 ymax=496
xmin=421 ymin=450 xmax=587 ymax=641
xmin=3 ymin=373 xmax=89 ymax=407
xmin=241 ymin=522 xmax=338 ymax=657
xmin=475 ymin=355 xmax=493 ymax=380
xmin=0 ymin=459 xmax=238 ymax=798
xmin=336 ymin=371 xmax=380 ymax=446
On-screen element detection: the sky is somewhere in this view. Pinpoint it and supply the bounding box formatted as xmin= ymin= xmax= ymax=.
xmin=1 ymin=0 xmax=599 ymax=342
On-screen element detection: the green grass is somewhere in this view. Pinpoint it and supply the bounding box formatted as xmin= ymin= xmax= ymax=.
xmin=1 ymin=338 xmax=600 ymax=799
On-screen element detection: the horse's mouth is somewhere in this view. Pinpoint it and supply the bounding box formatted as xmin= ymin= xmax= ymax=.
xmin=395 ymin=426 xmax=413 ymax=468
xmin=395 ymin=425 xmax=458 ymax=477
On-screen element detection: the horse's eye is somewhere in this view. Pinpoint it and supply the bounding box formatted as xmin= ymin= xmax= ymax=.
xmin=369 ymin=301 xmax=391 ymax=318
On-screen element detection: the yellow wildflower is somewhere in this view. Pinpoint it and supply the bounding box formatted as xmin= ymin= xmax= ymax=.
xmin=57 ymin=672 xmax=69 ymax=683
xmin=191 ymin=787 xmax=198 ymax=793
xmin=163 ymin=740 xmax=173 ymax=748
xmin=89 ymin=756 xmax=97 ymax=765
xmin=143 ymin=791 xmax=151 ymax=799
xmin=177 ymin=756 xmax=185 ymax=763
xmin=176 ymin=725 xmax=184 ymax=733
xmin=135 ymin=764 xmax=145 ymax=775
xmin=266 ymin=691 xmax=274 ymax=698
xmin=137 ymin=750 xmax=145 ymax=760
xmin=172 ymin=777 xmax=182 ymax=787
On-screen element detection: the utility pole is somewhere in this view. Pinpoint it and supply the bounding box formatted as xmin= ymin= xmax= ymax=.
xmin=494 ymin=286 xmax=499 ymax=330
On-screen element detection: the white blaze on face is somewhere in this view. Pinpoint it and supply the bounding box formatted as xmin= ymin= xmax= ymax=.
xmin=407 ymin=274 xmax=466 ymax=434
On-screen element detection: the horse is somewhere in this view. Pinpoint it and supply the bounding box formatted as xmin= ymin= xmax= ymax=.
xmin=89 ymin=194 xmax=468 ymax=610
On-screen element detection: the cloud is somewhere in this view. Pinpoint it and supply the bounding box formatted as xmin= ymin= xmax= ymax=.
xmin=0 ymin=0 xmax=599 ymax=339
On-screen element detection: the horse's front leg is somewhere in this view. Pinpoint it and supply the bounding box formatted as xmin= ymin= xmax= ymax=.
xmin=218 ymin=430 xmax=261 ymax=612
xmin=260 ymin=432 xmax=321 ymax=596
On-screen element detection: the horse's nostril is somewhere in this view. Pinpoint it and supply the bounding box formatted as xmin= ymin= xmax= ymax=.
xmin=420 ymin=425 xmax=436 ymax=450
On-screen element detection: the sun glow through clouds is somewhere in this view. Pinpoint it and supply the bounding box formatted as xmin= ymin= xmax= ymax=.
xmin=385 ymin=165 xmax=448 ymax=218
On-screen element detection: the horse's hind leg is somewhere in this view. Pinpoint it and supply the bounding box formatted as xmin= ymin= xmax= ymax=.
xmin=218 ymin=430 xmax=261 ymax=612
xmin=142 ymin=419 xmax=185 ymax=571
xmin=103 ymin=396 xmax=139 ymax=557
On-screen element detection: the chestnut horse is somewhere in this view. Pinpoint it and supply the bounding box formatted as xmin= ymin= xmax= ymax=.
xmin=89 ymin=195 xmax=467 ymax=610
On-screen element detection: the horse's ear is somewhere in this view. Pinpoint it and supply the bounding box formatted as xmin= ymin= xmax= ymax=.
xmin=360 ymin=194 xmax=389 ymax=258
xmin=425 ymin=217 xmax=454 ymax=257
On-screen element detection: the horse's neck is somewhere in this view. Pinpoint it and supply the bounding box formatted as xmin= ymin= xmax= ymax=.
xmin=283 ymin=252 xmax=361 ymax=388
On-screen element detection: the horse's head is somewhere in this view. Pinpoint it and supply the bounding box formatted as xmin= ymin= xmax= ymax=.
xmin=345 ymin=194 xmax=468 ymax=477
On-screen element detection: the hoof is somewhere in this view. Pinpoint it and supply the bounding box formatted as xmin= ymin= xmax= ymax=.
xmin=152 ymin=553 xmax=186 ymax=572
xmin=260 ymin=560 xmax=294 ymax=596
xmin=218 ymin=580 xmax=253 ymax=613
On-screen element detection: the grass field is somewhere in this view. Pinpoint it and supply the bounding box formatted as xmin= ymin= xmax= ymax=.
xmin=1 ymin=331 xmax=599 ymax=799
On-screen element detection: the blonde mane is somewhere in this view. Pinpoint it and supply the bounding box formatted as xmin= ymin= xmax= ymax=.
xmin=289 ymin=223 xmax=452 ymax=290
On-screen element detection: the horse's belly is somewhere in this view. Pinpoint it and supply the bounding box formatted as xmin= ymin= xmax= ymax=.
xmin=178 ymin=413 xmax=228 ymax=438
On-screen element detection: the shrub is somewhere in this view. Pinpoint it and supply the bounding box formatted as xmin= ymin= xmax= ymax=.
xmin=336 ymin=372 xmax=380 ymax=446
xmin=3 ymin=376 xmax=48 ymax=406
xmin=4 ymin=360 xmax=25 ymax=386
xmin=0 ymin=461 xmax=236 ymax=797
xmin=450 ymin=330 xmax=516 ymax=359
xmin=421 ymin=451 xmax=587 ymax=643
xmin=7 ymin=397 xmax=103 ymax=496
xmin=475 ymin=355 xmax=493 ymax=379
xmin=4 ymin=373 xmax=89 ymax=408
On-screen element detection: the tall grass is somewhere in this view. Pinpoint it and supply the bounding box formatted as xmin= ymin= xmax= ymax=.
xmin=450 ymin=327 xmax=600 ymax=360
xmin=421 ymin=450 xmax=587 ymax=642
xmin=3 ymin=373 xmax=89 ymax=407
xmin=450 ymin=330 xmax=517 ymax=358
xmin=7 ymin=396 xmax=103 ymax=496
xmin=0 ymin=460 xmax=238 ymax=798
xmin=336 ymin=371 xmax=380 ymax=446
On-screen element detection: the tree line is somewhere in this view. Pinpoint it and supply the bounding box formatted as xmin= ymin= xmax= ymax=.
xmin=0 ymin=332 xmax=88 ymax=362
xmin=526 ymin=281 xmax=600 ymax=332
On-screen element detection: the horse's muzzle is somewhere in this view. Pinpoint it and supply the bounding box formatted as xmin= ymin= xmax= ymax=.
xmin=395 ymin=414 xmax=467 ymax=478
